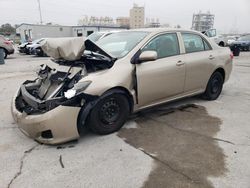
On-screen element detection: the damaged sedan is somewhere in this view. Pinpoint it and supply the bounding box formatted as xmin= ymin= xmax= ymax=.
xmin=12 ymin=28 xmax=233 ymax=144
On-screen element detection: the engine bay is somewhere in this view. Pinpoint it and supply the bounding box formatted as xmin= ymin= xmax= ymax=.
xmin=15 ymin=52 xmax=115 ymax=115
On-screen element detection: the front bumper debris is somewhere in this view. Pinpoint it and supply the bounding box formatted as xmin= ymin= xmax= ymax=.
xmin=12 ymin=89 xmax=81 ymax=144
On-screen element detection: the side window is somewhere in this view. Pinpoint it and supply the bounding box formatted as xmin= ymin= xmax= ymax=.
xmin=143 ymin=33 xmax=180 ymax=59
xmin=182 ymin=33 xmax=206 ymax=53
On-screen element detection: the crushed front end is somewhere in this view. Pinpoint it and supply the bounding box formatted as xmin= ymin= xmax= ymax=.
xmin=12 ymin=39 xmax=115 ymax=144
xmin=12 ymin=62 xmax=87 ymax=144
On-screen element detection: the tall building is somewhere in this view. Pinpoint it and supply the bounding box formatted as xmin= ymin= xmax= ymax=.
xmin=129 ymin=4 xmax=145 ymax=29
xmin=191 ymin=11 xmax=215 ymax=31
xmin=116 ymin=17 xmax=130 ymax=28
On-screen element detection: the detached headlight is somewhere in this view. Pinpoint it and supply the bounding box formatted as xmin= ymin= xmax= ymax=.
xmin=64 ymin=81 xmax=92 ymax=99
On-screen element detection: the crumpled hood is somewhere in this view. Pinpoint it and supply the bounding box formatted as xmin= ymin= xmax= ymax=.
xmin=41 ymin=37 xmax=114 ymax=62
xmin=41 ymin=37 xmax=86 ymax=61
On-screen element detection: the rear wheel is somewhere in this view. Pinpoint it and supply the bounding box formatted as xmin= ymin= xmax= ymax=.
xmin=202 ymin=72 xmax=224 ymax=100
xmin=86 ymin=93 xmax=130 ymax=135
xmin=3 ymin=49 xmax=7 ymax=59
xmin=219 ymin=42 xmax=224 ymax=47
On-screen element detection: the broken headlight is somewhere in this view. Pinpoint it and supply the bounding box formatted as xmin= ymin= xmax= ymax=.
xmin=64 ymin=81 xmax=92 ymax=99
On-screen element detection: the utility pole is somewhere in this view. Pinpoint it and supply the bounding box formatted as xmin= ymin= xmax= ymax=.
xmin=37 ymin=0 xmax=43 ymax=24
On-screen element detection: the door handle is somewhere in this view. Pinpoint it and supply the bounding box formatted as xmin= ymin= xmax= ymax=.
xmin=176 ymin=60 xmax=185 ymax=66
xmin=209 ymin=55 xmax=215 ymax=60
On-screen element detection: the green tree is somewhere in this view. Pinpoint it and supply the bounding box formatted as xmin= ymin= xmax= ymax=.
xmin=0 ymin=23 xmax=16 ymax=35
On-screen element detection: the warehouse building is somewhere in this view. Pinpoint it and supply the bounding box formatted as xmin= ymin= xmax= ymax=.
xmin=16 ymin=23 xmax=126 ymax=42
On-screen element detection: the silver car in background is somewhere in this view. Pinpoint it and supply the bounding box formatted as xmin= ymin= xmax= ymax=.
xmin=0 ymin=35 xmax=15 ymax=59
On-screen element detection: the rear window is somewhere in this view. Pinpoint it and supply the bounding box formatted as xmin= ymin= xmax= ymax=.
xmin=182 ymin=33 xmax=211 ymax=53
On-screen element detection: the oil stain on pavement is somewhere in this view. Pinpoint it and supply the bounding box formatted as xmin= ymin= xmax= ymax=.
xmin=118 ymin=104 xmax=226 ymax=188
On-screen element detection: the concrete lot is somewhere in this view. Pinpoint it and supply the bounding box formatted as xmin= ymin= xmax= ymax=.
xmin=0 ymin=52 xmax=250 ymax=188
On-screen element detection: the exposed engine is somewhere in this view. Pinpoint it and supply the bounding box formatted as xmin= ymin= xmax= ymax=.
xmin=15 ymin=52 xmax=114 ymax=115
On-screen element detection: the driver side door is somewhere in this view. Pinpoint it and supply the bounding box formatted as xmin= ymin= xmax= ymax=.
xmin=136 ymin=33 xmax=186 ymax=107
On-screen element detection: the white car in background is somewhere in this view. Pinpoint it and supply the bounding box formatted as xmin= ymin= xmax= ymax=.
xmin=202 ymin=29 xmax=227 ymax=47
xmin=87 ymin=30 xmax=122 ymax=42
xmin=26 ymin=38 xmax=45 ymax=55
xmin=226 ymin=36 xmax=238 ymax=46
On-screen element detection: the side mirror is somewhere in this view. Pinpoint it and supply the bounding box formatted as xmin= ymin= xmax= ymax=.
xmin=138 ymin=51 xmax=157 ymax=63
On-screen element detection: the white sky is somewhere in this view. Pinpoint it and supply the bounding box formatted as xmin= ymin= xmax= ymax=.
xmin=0 ymin=0 xmax=249 ymax=33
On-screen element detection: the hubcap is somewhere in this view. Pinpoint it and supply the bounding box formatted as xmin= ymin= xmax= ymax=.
xmin=99 ymin=98 xmax=120 ymax=124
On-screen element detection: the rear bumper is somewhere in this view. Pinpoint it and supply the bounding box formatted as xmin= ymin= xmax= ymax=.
xmin=11 ymin=90 xmax=81 ymax=145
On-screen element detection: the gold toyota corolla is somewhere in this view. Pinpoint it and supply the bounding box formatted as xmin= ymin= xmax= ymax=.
xmin=12 ymin=28 xmax=233 ymax=144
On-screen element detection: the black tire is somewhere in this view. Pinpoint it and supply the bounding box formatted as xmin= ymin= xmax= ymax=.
xmin=3 ymin=49 xmax=7 ymax=59
xmin=86 ymin=93 xmax=130 ymax=135
xmin=219 ymin=42 xmax=224 ymax=47
xmin=202 ymin=72 xmax=224 ymax=100
xmin=37 ymin=48 xmax=44 ymax=57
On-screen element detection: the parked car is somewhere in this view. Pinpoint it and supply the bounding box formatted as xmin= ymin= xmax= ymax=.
xmin=230 ymin=34 xmax=250 ymax=51
xmin=202 ymin=29 xmax=227 ymax=47
xmin=26 ymin=38 xmax=45 ymax=55
xmin=87 ymin=31 xmax=120 ymax=42
xmin=0 ymin=35 xmax=15 ymax=59
xmin=226 ymin=36 xmax=238 ymax=46
xmin=18 ymin=41 xmax=32 ymax=54
xmin=27 ymin=38 xmax=47 ymax=56
xmin=12 ymin=28 xmax=233 ymax=144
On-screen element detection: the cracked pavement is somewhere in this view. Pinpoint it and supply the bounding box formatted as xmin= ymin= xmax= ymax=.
xmin=0 ymin=52 xmax=250 ymax=188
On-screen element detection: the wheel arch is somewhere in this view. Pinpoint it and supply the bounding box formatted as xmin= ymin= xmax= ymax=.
xmin=218 ymin=41 xmax=225 ymax=47
xmin=102 ymin=86 xmax=134 ymax=113
xmin=214 ymin=67 xmax=225 ymax=82
xmin=77 ymin=86 xmax=134 ymax=134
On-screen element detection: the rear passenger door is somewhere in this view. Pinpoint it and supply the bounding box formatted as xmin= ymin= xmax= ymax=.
xmin=181 ymin=33 xmax=215 ymax=93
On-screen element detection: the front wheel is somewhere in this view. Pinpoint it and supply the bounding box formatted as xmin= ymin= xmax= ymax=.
xmin=86 ymin=93 xmax=130 ymax=135
xmin=202 ymin=72 xmax=224 ymax=100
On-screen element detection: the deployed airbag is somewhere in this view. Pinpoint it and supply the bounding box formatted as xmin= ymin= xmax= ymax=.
xmin=41 ymin=37 xmax=86 ymax=61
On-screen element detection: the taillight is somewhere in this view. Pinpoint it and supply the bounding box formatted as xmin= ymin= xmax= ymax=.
xmin=230 ymin=52 xmax=234 ymax=60
xmin=4 ymin=41 xmax=11 ymax=45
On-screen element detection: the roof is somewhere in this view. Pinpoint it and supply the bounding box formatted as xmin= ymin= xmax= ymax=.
xmin=117 ymin=27 xmax=200 ymax=34
xmin=16 ymin=23 xmax=127 ymax=30
xmin=16 ymin=23 xmax=73 ymax=29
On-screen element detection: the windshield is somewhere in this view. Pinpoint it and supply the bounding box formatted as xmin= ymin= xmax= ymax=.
xmin=88 ymin=32 xmax=105 ymax=42
xmin=96 ymin=31 xmax=149 ymax=58
xmin=238 ymin=35 xmax=250 ymax=41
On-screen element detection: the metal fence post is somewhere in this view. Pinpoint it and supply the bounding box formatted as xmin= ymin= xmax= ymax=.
xmin=0 ymin=48 xmax=5 ymax=65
